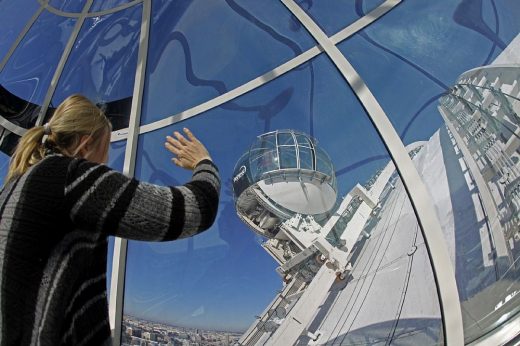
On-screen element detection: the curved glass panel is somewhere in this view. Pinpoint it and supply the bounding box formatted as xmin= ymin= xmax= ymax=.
xmin=338 ymin=0 xmax=519 ymax=143
xmin=0 ymin=0 xmax=41 ymax=62
xmin=0 ymin=11 xmax=75 ymax=128
xmin=90 ymin=0 xmax=135 ymax=12
xmin=122 ymin=54 xmax=443 ymax=345
xmin=300 ymin=0 xmax=385 ymax=36
xmin=48 ymin=4 xmax=142 ymax=129
xmin=48 ymin=0 xmax=87 ymax=13
xmin=279 ymin=146 xmax=297 ymax=168
xmin=295 ymin=133 xmax=311 ymax=147
xmin=338 ymin=0 xmax=520 ymax=343
xmin=298 ymin=146 xmax=313 ymax=170
xmin=277 ymin=132 xmax=294 ymax=146
xmin=140 ymin=0 xmax=317 ymax=125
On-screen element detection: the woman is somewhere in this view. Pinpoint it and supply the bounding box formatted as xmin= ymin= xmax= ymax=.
xmin=0 ymin=95 xmax=220 ymax=345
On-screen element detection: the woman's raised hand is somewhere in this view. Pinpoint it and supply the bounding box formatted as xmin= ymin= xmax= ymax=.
xmin=165 ymin=128 xmax=212 ymax=170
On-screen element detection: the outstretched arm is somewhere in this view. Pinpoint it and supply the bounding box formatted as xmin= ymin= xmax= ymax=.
xmin=64 ymin=128 xmax=220 ymax=241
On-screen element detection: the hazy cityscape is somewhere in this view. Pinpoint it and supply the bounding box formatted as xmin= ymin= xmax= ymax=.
xmin=122 ymin=316 xmax=242 ymax=346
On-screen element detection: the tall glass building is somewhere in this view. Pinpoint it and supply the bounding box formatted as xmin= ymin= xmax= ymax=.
xmin=0 ymin=1 xmax=519 ymax=345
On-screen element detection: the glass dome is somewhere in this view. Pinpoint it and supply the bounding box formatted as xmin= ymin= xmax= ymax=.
xmin=0 ymin=1 xmax=519 ymax=345
xmin=233 ymin=130 xmax=337 ymax=238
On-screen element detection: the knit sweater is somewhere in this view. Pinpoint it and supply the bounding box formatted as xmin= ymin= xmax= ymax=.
xmin=0 ymin=155 xmax=220 ymax=346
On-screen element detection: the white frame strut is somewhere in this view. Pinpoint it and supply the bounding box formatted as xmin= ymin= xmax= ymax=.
xmin=108 ymin=0 xmax=151 ymax=345
xmin=280 ymin=0 xmax=464 ymax=345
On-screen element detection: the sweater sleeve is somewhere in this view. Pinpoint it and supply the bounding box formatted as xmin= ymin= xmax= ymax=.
xmin=64 ymin=158 xmax=220 ymax=241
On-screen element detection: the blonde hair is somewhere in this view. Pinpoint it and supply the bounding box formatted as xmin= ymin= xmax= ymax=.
xmin=5 ymin=94 xmax=112 ymax=184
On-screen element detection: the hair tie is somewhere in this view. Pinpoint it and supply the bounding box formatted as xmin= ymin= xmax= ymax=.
xmin=43 ymin=123 xmax=51 ymax=135
xmin=41 ymin=123 xmax=51 ymax=145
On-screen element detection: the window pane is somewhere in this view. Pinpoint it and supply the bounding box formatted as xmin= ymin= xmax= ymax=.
xmin=277 ymin=132 xmax=294 ymax=146
xmin=48 ymin=0 xmax=87 ymax=13
xmin=301 ymin=0 xmax=385 ymax=36
xmin=298 ymin=146 xmax=313 ymax=170
xmin=250 ymin=135 xmax=279 ymax=178
xmin=295 ymin=133 xmax=311 ymax=147
xmin=49 ymin=4 xmax=142 ymax=130
xmin=0 ymin=0 xmax=41 ymax=61
xmin=250 ymin=148 xmax=279 ymax=179
xmin=0 ymin=11 xmax=76 ymax=128
xmin=140 ymin=0 xmax=317 ymax=125
xmin=90 ymin=0 xmax=133 ymax=12
xmin=279 ymin=146 xmax=296 ymax=169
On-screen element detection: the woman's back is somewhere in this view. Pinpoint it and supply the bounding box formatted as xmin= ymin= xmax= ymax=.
xmin=0 ymin=153 xmax=220 ymax=346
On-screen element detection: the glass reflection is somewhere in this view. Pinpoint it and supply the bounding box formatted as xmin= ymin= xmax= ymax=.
xmin=90 ymin=0 xmax=134 ymax=12
xmin=122 ymin=54 xmax=443 ymax=345
xmin=299 ymin=0 xmax=385 ymax=36
xmin=49 ymin=5 xmax=142 ymax=130
xmin=48 ymin=0 xmax=87 ymax=13
xmin=338 ymin=0 xmax=520 ymax=342
xmin=435 ymin=66 xmax=520 ymax=341
xmin=140 ymin=0 xmax=316 ymax=125
xmin=0 ymin=11 xmax=76 ymax=129
xmin=0 ymin=0 xmax=41 ymax=62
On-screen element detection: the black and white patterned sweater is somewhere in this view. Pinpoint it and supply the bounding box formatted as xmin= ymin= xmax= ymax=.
xmin=0 ymin=155 xmax=220 ymax=346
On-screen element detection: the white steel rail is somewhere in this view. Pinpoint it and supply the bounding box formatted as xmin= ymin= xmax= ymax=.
xmin=108 ymin=1 xmax=151 ymax=345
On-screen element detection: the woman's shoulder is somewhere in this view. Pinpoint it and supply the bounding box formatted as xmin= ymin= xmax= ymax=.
xmin=27 ymin=155 xmax=77 ymax=180
xmin=35 ymin=154 xmax=77 ymax=170
xmin=31 ymin=155 xmax=108 ymax=183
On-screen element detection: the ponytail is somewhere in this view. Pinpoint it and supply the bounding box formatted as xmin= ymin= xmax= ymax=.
xmin=5 ymin=126 xmax=47 ymax=184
